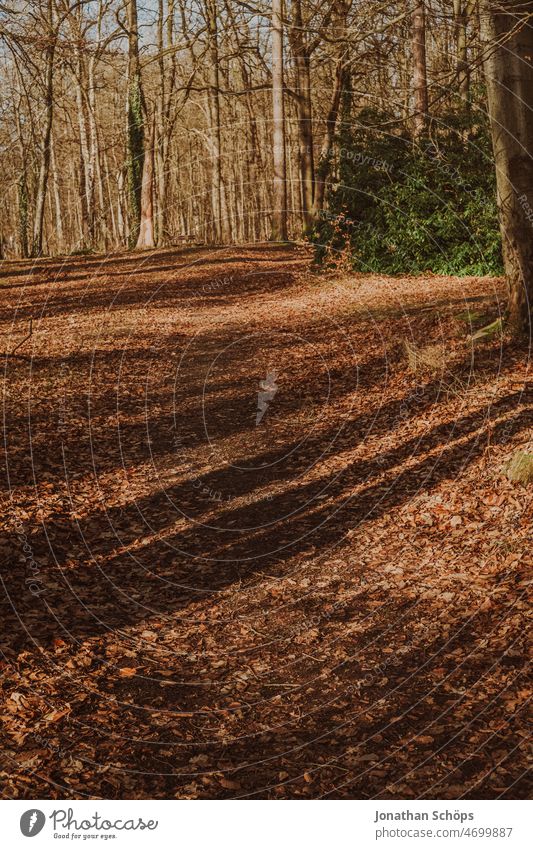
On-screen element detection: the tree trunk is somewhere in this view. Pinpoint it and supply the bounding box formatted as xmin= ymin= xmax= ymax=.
xmin=271 ymin=0 xmax=288 ymax=240
xmin=155 ymin=0 xmax=176 ymax=246
xmin=18 ymin=174 xmax=29 ymax=259
xmin=126 ymin=0 xmax=145 ymax=246
xmin=205 ymin=0 xmax=225 ymax=243
xmin=50 ymin=132 xmax=64 ymax=253
xmin=314 ymin=0 xmax=349 ymax=216
xmin=481 ymin=0 xmax=533 ymax=336
xmin=155 ymin=0 xmax=166 ymax=245
xmin=412 ymin=1 xmax=428 ymax=139
xmin=314 ymin=63 xmax=347 ymax=214
xmin=136 ymin=114 xmax=156 ymax=249
xmin=88 ymin=56 xmax=107 ymax=249
xmin=117 ymin=166 xmax=127 ymax=245
xmin=103 ymin=147 xmax=119 ymax=247
xmin=289 ymin=0 xmax=315 ymax=233
xmin=74 ymin=56 xmax=93 ymax=248
xmin=453 ymin=0 xmax=469 ymax=102
xmin=32 ymin=0 xmax=55 ymax=256
xmin=15 ymin=104 xmax=29 ymax=258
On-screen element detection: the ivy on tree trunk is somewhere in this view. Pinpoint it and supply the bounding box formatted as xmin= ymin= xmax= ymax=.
xmin=127 ymin=71 xmax=144 ymax=247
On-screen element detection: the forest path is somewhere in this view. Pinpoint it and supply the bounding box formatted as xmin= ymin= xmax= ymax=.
xmin=1 ymin=245 xmax=530 ymax=799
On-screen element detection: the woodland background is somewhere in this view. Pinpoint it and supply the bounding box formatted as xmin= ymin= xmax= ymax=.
xmin=0 ymin=1 xmax=503 ymax=270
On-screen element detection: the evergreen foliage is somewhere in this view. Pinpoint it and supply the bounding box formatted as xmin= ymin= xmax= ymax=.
xmin=314 ymin=108 xmax=502 ymax=276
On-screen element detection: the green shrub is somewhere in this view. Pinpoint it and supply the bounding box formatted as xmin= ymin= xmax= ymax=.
xmin=314 ymin=109 xmax=502 ymax=276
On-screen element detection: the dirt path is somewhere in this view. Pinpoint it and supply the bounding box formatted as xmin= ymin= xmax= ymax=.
xmin=1 ymin=245 xmax=531 ymax=799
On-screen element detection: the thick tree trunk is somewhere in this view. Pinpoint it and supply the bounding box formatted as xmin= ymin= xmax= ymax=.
xmin=271 ymin=0 xmax=288 ymax=241
xmin=481 ymin=0 xmax=533 ymax=336
xmin=32 ymin=0 xmax=55 ymax=256
xmin=126 ymin=0 xmax=145 ymax=246
xmin=136 ymin=115 xmax=156 ymax=249
xmin=453 ymin=0 xmax=469 ymax=102
xmin=289 ymin=0 xmax=315 ymax=233
xmin=412 ymin=1 xmax=428 ymax=139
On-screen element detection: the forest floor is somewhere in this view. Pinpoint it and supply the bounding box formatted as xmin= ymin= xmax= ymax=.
xmin=0 ymin=244 xmax=531 ymax=799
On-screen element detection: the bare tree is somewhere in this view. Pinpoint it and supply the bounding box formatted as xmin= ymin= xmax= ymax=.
xmin=288 ymin=0 xmax=315 ymax=232
xmin=126 ymin=0 xmax=142 ymax=241
xmin=271 ymin=0 xmax=288 ymax=240
xmin=481 ymin=0 xmax=533 ymax=335
xmin=32 ymin=0 xmax=57 ymax=256
xmin=454 ymin=0 xmax=469 ymax=101
xmin=412 ymin=0 xmax=428 ymax=138
xmin=314 ymin=0 xmax=351 ymax=216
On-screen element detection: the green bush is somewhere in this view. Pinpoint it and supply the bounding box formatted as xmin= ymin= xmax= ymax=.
xmin=314 ymin=109 xmax=502 ymax=276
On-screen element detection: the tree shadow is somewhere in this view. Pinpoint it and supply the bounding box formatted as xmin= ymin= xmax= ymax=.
xmin=0 ymin=246 xmax=302 ymax=320
xmin=12 ymin=595 xmax=527 ymax=800
xmin=1 ymin=381 xmax=529 ymax=652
